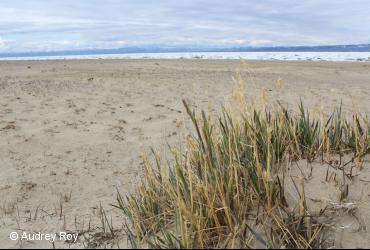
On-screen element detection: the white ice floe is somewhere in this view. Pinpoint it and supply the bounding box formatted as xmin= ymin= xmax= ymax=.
xmin=1 ymin=52 xmax=370 ymax=61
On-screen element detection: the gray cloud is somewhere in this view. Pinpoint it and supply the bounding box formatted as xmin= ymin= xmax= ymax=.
xmin=1 ymin=0 xmax=370 ymax=52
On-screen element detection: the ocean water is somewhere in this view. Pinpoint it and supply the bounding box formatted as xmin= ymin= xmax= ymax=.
xmin=1 ymin=52 xmax=370 ymax=61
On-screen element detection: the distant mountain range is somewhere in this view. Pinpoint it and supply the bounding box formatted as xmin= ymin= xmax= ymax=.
xmin=1 ymin=44 xmax=370 ymax=58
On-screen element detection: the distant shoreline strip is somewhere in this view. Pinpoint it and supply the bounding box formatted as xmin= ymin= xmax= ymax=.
xmin=1 ymin=52 xmax=370 ymax=61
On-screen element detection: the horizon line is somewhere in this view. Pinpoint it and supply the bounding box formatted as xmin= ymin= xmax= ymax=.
xmin=1 ymin=43 xmax=370 ymax=58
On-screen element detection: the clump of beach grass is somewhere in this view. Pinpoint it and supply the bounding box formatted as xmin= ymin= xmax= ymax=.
xmin=115 ymin=77 xmax=370 ymax=249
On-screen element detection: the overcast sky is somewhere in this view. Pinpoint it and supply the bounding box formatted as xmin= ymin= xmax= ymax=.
xmin=1 ymin=0 xmax=370 ymax=52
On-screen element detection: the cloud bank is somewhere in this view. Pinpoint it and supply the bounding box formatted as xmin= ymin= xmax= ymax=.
xmin=1 ymin=0 xmax=370 ymax=52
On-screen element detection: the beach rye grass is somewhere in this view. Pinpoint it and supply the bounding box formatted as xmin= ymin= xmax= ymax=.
xmin=114 ymin=96 xmax=370 ymax=248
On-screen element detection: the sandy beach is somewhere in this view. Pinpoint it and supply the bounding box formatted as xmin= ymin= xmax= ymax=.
xmin=1 ymin=59 xmax=370 ymax=248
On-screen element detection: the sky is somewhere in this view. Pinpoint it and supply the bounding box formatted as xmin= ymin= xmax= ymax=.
xmin=1 ymin=0 xmax=370 ymax=53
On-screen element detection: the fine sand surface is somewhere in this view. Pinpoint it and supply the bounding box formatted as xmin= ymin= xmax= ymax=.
xmin=0 ymin=59 xmax=370 ymax=248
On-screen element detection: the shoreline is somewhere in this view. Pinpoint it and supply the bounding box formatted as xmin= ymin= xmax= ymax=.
xmin=1 ymin=51 xmax=370 ymax=62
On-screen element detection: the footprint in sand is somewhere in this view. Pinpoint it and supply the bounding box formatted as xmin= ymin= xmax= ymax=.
xmin=20 ymin=181 xmax=37 ymax=192
xmin=157 ymin=114 xmax=167 ymax=119
xmin=44 ymin=127 xmax=60 ymax=134
xmin=118 ymin=119 xmax=127 ymax=124
xmin=62 ymin=120 xmax=79 ymax=129
xmin=153 ymin=104 xmax=165 ymax=108
xmin=74 ymin=108 xmax=86 ymax=114
xmin=112 ymin=134 xmax=125 ymax=141
xmin=167 ymin=131 xmax=177 ymax=138
xmin=167 ymin=107 xmax=182 ymax=113
xmin=2 ymin=108 xmax=12 ymax=114
xmin=109 ymin=121 xmax=127 ymax=141
xmin=1 ymin=121 xmax=16 ymax=131
xmin=66 ymin=99 xmax=77 ymax=109
xmin=132 ymin=127 xmax=143 ymax=136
